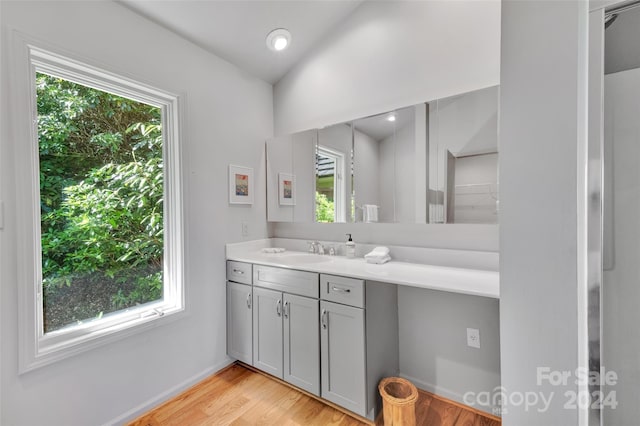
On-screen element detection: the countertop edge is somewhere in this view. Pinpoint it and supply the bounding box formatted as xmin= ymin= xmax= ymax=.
xmin=226 ymin=254 xmax=500 ymax=299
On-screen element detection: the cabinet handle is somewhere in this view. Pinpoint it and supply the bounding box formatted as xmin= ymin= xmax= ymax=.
xmin=276 ymin=299 xmax=282 ymax=317
xmin=233 ymin=269 xmax=244 ymax=275
xmin=283 ymin=301 xmax=289 ymax=319
xmin=246 ymin=293 xmax=252 ymax=309
xmin=331 ymin=286 xmax=351 ymax=293
xmin=321 ymin=309 xmax=328 ymax=329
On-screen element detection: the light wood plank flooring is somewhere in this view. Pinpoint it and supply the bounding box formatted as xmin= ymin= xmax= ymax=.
xmin=128 ymin=363 xmax=501 ymax=426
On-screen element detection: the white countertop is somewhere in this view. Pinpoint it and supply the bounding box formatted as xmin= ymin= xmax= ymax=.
xmin=227 ymin=248 xmax=499 ymax=299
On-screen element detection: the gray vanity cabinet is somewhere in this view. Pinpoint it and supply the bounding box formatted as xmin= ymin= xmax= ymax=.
xmin=226 ymin=261 xmax=253 ymax=365
xmin=320 ymin=300 xmax=366 ymax=415
xmin=320 ymin=274 xmax=399 ymax=420
xmin=252 ymin=286 xmax=284 ymax=378
xmin=283 ymin=293 xmax=320 ymax=395
xmin=228 ymin=261 xmax=398 ymax=420
xmin=252 ymin=265 xmax=321 ymax=396
xmin=226 ymin=281 xmax=253 ymax=364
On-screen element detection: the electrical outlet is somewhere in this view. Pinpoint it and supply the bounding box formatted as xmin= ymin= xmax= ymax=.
xmin=467 ymin=328 xmax=480 ymax=349
xmin=241 ymin=222 xmax=249 ymax=237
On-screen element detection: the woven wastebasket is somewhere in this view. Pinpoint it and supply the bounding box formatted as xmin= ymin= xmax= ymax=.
xmin=378 ymin=377 xmax=418 ymax=426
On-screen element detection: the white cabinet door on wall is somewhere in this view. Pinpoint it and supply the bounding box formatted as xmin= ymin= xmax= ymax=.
xmin=320 ymin=300 xmax=367 ymax=416
xmin=283 ymin=293 xmax=320 ymax=395
xmin=253 ymin=286 xmax=283 ymax=378
xmin=226 ymin=281 xmax=253 ymax=365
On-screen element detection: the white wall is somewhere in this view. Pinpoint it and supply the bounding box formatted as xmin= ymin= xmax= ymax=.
xmin=266 ymin=134 xmax=294 ymax=222
xmin=270 ymin=222 xmax=499 ymax=252
xmin=378 ymin=133 xmax=396 ymax=223
xmin=604 ymin=5 xmax=640 ymax=74
xmin=266 ymin=130 xmax=317 ymax=223
xmin=399 ymin=288 xmax=501 ymax=415
xmin=272 ymin=0 xmax=501 ymax=414
xmin=454 ymin=153 xmax=499 ymax=224
xmin=292 ymin=131 xmax=317 ymax=222
xmin=0 ymin=1 xmax=273 ymax=425
xmin=429 ymin=86 xmax=499 ymax=223
xmin=377 ymin=119 xmax=416 ymax=223
xmin=602 ymin=67 xmax=640 ymax=426
xmin=274 ymin=0 xmax=501 ymax=135
xmin=353 ymin=129 xmax=380 ymax=219
xmin=433 ymin=86 xmax=499 ymax=158
xmin=499 ymin=0 xmax=589 ymax=424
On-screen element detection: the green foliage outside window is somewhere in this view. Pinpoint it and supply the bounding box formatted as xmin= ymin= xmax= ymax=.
xmin=37 ymin=73 xmax=164 ymax=332
xmin=316 ymin=192 xmax=335 ymax=223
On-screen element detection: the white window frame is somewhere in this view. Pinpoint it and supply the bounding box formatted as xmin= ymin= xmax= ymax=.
xmin=15 ymin=43 xmax=185 ymax=373
xmin=317 ymin=145 xmax=346 ymax=223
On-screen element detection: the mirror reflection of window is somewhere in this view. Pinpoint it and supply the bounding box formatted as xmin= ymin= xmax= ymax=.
xmin=316 ymin=146 xmax=345 ymax=222
xmin=266 ymin=86 xmax=499 ymax=225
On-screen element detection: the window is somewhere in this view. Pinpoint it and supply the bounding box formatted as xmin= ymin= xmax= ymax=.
xmin=316 ymin=146 xmax=345 ymax=223
xmin=18 ymin=46 xmax=184 ymax=371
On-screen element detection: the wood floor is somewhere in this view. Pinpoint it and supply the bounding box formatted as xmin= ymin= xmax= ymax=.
xmin=128 ymin=363 xmax=501 ymax=426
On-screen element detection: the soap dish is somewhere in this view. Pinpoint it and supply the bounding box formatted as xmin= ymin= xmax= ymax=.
xmin=261 ymin=248 xmax=286 ymax=253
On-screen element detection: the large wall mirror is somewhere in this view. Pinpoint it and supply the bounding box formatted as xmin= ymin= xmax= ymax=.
xmin=266 ymin=85 xmax=499 ymax=224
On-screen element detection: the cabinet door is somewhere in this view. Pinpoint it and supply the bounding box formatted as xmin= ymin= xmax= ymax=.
xmin=320 ymin=301 xmax=367 ymax=416
xmin=283 ymin=294 xmax=320 ymax=396
xmin=226 ymin=281 xmax=252 ymax=364
xmin=253 ymin=287 xmax=283 ymax=378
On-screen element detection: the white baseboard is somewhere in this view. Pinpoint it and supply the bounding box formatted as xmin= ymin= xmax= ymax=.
xmin=399 ymin=373 xmax=463 ymax=403
xmin=399 ymin=373 xmax=496 ymax=417
xmin=103 ymin=357 xmax=235 ymax=426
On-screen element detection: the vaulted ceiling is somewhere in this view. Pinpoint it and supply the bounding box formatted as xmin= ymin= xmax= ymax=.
xmin=119 ymin=0 xmax=364 ymax=84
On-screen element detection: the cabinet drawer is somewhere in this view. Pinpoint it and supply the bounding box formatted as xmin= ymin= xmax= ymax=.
xmin=227 ymin=261 xmax=253 ymax=284
xmin=320 ymin=274 xmax=365 ymax=308
xmin=253 ymin=265 xmax=319 ymax=298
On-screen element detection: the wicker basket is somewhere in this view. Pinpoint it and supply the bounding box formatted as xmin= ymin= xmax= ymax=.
xmin=378 ymin=377 xmax=419 ymax=426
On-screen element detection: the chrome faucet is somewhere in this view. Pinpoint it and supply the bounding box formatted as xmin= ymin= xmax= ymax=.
xmin=307 ymin=241 xmax=325 ymax=254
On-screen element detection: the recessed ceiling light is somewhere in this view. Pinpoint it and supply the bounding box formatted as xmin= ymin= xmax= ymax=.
xmin=387 ymin=114 xmax=396 ymax=122
xmin=266 ymin=28 xmax=291 ymax=52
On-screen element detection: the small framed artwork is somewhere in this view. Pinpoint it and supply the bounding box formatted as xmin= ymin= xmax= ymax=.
xmin=278 ymin=173 xmax=295 ymax=206
xmin=229 ymin=165 xmax=254 ymax=205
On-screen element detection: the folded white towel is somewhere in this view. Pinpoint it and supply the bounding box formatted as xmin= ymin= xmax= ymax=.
xmin=366 ymin=254 xmax=391 ymax=265
xmin=262 ymin=247 xmax=286 ymax=253
xmin=363 ymin=204 xmax=379 ymax=223
xmin=364 ymin=246 xmax=390 ymax=258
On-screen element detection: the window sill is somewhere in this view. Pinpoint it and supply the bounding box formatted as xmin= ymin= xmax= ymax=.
xmin=20 ymin=304 xmax=187 ymax=374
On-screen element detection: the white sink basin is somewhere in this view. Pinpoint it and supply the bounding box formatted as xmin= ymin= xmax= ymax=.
xmin=264 ymin=252 xmax=333 ymax=265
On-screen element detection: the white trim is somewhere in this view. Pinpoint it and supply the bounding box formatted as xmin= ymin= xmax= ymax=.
xmin=13 ymin=37 xmax=185 ymax=373
xmin=102 ymin=358 xmax=235 ymax=426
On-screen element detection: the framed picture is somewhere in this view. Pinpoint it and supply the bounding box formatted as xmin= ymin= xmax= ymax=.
xmin=278 ymin=173 xmax=295 ymax=206
xmin=229 ymin=165 xmax=254 ymax=205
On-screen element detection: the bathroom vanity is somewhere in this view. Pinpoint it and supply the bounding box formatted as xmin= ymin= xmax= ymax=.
xmin=226 ymin=239 xmax=499 ymax=421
